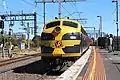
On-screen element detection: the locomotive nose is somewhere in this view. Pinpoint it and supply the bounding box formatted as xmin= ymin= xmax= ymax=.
xmin=55 ymin=27 xmax=61 ymax=33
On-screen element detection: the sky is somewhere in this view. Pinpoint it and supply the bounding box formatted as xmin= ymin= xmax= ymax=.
xmin=0 ymin=0 xmax=119 ymax=38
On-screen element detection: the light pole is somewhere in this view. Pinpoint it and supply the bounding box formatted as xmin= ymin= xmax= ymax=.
xmin=97 ymin=16 xmax=102 ymax=37
xmin=112 ymin=0 xmax=119 ymax=51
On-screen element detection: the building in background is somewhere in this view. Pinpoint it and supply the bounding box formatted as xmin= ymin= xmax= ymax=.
xmin=86 ymin=30 xmax=99 ymax=40
xmin=14 ymin=32 xmax=26 ymax=40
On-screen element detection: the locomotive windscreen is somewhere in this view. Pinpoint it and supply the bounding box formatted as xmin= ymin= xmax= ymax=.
xmin=46 ymin=21 xmax=60 ymax=29
xmin=63 ymin=21 xmax=78 ymax=28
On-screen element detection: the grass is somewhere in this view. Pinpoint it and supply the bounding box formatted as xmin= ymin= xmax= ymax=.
xmin=13 ymin=48 xmax=41 ymax=54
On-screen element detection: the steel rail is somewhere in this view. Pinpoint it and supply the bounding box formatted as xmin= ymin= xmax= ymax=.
xmin=0 ymin=53 xmax=41 ymax=67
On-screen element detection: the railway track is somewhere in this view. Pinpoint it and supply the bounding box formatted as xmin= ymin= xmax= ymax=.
xmin=38 ymin=66 xmax=63 ymax=80
xmin=0 ymin=53 xmax=41 ymax=67
xmin=0 ymin=48 xmax=91 ymax=80
xmin=38 ymin=50 xmax=89 ymax=80
xmin=0 ymin=47 xmax=90 ymax=80
xmin=0 ymin=53 xmax=41 ymax=75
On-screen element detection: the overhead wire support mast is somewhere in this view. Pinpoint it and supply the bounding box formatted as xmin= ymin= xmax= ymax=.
xmin=8 ymin=11 xmax=13 ymax=58
xmin=19 ymin=23 xmax=33 ymax=49
xmin=58 ymin=0 xmax=61 ymax=19
xmin=35 ymin=0 xmax=86 ymax=19
xmin=0 ymin=12 xmax=37 ymax=36
xmin=43 ymin=1 xmax=45 ymax=25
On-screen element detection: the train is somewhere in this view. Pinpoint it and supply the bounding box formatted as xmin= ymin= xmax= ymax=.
xmin=41 ymin=19 xmax=92 ymax=67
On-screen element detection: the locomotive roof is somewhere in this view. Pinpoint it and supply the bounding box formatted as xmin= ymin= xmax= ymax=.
xmin=45 ymin=19 xmax=88 ymax=36
xmin=45 ymin=19 xmax=80 ymax=24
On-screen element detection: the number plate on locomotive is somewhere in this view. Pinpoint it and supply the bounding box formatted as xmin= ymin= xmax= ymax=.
xmin=53 ymin=41 xmax=63 ymax=48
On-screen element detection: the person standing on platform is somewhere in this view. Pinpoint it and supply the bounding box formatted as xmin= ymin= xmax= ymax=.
xmin=108 ymin=34 xmax=114 ymax=52
xmin=105 ymin=34 xmax=109 ymax=50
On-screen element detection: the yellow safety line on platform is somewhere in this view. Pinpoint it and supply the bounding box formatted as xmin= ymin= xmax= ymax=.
xmin=89 ymin=46 xmax=96 ymax=80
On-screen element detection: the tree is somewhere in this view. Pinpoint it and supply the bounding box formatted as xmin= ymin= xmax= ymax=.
xmin=32 ymin=35 xmax=41 ymax=47
xmin=12 ymin=37 xmax=18 ymax=46
xmin=30 ymin=40 xmax=34 ymax=48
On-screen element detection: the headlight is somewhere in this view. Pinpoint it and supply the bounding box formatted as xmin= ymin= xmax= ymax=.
xmin=70 ymin=36 xmax=77 ymax=39
xmin=62 ymin=32 xmax=80 ymax=40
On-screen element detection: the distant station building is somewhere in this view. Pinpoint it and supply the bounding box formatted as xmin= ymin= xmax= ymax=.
xmin=86 ymin=30 xmax=99 ymax=40
xmin=14 ymin=32 xmax=26 ymax=39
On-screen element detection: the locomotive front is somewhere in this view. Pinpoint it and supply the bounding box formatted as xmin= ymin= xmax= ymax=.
xmin=41 ymin=19 xmax=82 ymax=64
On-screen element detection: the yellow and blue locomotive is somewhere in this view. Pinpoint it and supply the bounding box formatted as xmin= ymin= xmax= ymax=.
xmin=41 ymin=19 xmax=91 ymax=65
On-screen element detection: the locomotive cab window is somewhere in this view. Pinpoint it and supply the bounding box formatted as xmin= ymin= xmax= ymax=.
xmin=63 ymin=21 xmax=78 ymax=28
xmin=46 ymin=21 xmax=60 ymax=29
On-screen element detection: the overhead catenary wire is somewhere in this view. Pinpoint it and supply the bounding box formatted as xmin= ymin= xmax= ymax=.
xmin=21 ymin=0 xmax=43 ymax=11
xmin=20 ymin=0 xmax=44 ymax=17
xmin=112 ymin=8 xmax=116 ymax=15
xmin=0 ymin=0 xmax=82 ymax=25
xmin=62 ymin=12 xmax=76 ymax=18
xmin=21 ymin=0 xmax=54 ymax=19
xmin=34 ymin=0 xmax=80 ymax=19
xmin=56 ymin=0 xmax=84 ymax=19
xmin=61 ymin=5 xmax=74 ymax=18
xmin=62 ymin=3 xmax=81 ymax=18
xmin=70 ymin=1 xmax=81 ymax=19
xmin=55 ymin=0 xmax=75 ymax=19
xmin=2 ymin=0 xmax=9 ymax=14
xmin=0 ymin=3 xmax=29 ymax=14
xmin=69 ymin=2 xmax=78 ymax=17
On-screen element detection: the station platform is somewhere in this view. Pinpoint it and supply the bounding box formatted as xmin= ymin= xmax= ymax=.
xmin=81 ymin=47 xmax=120 ymax=80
